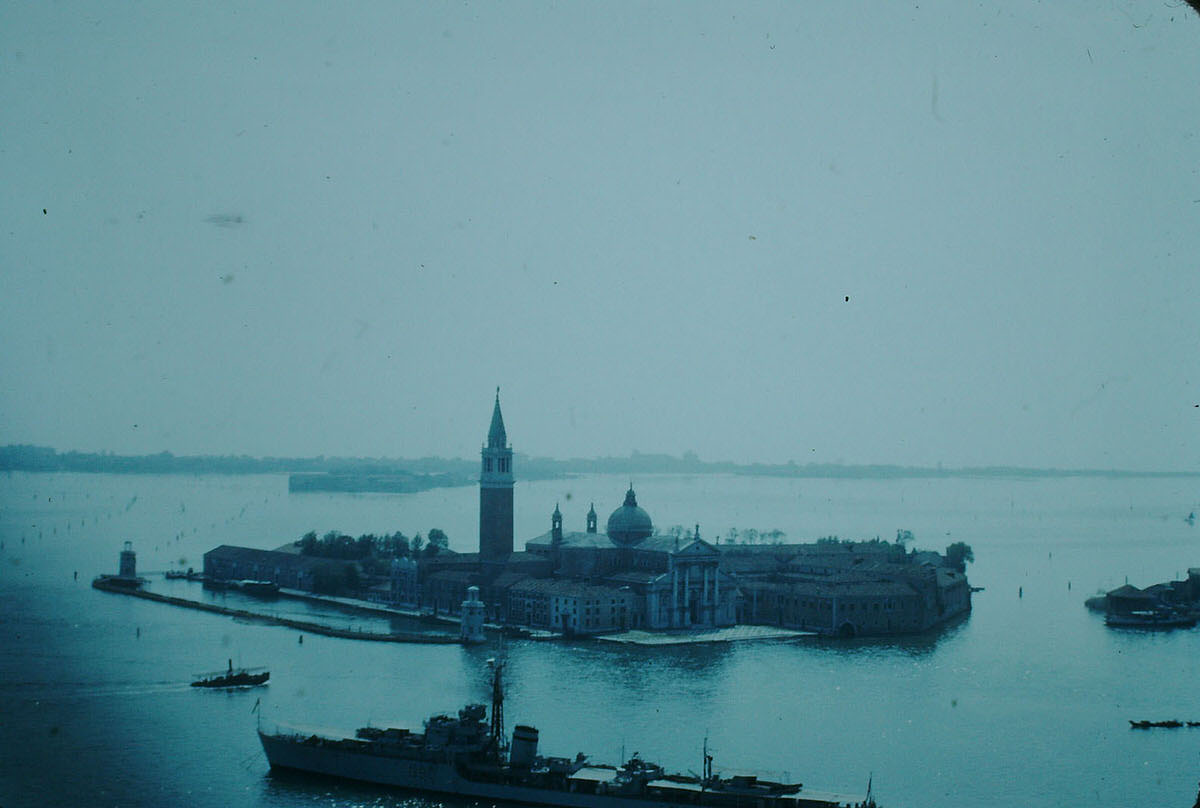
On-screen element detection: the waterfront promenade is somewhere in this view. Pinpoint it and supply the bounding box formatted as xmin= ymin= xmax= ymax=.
xmin=95 ymin=576 xmax=812 ymax=646
xmin=597 ymin=625 xmax=813 ymax=645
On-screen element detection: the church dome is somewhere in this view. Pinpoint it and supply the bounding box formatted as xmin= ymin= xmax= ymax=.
xmin=606 ymin=487 xmax=653 ymax=546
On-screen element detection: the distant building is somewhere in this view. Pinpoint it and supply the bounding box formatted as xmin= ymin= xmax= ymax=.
xmin=423 ymin=567 xmax=479 ymax=615
xmin=1103 ymin=569 xmax=1200 ymax=615
xmin=507 ymin=577 xmax=635 ymax=635
xmin=725 ymin=544 xmax=972 ymax=637
xmin=389 ymin=556 xmax=419 ymax=606
xmin=203 ymin=545 xmax=341 ymax=592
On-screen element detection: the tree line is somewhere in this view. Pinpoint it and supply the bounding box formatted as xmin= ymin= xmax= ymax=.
xmin=296 ymin=528 xmax=450 ymax=566
xmin=663 ymin=525 xmax=789 ymax=544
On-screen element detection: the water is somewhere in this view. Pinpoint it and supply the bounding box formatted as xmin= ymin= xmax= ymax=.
xmin=2 ymin=470 xmax=1199 ymax=807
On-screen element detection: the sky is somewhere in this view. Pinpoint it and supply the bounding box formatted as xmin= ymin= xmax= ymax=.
xmin=2 ymin=1 xmax=1198 ymax=471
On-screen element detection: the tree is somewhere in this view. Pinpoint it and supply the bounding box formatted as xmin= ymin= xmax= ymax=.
xmin=427 ymin=529 xmax=449 ymax=550
xmin=389 ymin=531 xmax=410 ymax=558
xmin=410 ymin=533 xmax=424 ymax=556
xmin=360 ymin=555 xmax=387 ymax=576
xmin=945 ymin=542 xmax=974 ymax=572
xmin=298 ymin=531 xmax=318 ymax=555
xmin=742 ymin=528 xmax=759 ymax=545
xmin=895 ymin=529 xmax=914 ymax=547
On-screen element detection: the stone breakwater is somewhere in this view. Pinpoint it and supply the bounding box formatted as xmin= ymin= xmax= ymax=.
xmin=90 ymin=577 xmax=460 ymax=644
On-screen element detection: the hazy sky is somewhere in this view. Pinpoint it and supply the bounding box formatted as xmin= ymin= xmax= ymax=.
xmin=2 ymin=2 xmax=1198 ymax=470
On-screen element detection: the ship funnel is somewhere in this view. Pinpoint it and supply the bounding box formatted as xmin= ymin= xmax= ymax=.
xmin=510 ymin=724 xmax=538 ymax=767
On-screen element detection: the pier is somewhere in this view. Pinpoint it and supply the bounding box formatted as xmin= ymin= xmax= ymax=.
xmin=91 ymin=577 xmax=461 ymax=644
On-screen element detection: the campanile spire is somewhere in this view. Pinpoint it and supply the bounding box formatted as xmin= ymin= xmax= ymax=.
xmin=487 ymin=387 xmax=507 ymax=449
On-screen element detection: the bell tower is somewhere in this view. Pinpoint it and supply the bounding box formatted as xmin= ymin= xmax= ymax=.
xmin=551 ymin=503 xmax=563 ymax=544
xmin=479 ymin=389 xmax=514 ymax=563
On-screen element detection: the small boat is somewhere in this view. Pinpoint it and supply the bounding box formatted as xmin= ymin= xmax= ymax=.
xmin=1129 ymin=720 xmax=1184 ymax=729
xmin=205 ymin=579 xmax=280 ymax=595
xmin=236 ymin=580 xmax=280 ymax=597
xmin=228 ymin=581 xmax=277 ymax=593
xmin=192 ymin=659 xmax=269 ymax=688
xmin=1106 ymin=609 xmax=1197 ymax=630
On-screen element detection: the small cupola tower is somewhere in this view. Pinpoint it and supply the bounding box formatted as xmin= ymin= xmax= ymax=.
xmin=550 ymin=503 xmax=564 ymax=566
xmin=551 ymin=503 xmax=563 ymax=544
xmin=479 ymin=389 xmax=514 ymax=563
xmin=586 ymin=503 xmax=597 ymax=534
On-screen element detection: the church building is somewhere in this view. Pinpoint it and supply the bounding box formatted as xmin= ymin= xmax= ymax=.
xmin=425 ymin=390 xmax=738 ymax=633
xmin=524 ymin=488 xmax=738 ymax=630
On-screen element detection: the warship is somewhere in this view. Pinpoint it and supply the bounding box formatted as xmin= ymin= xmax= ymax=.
xmin=258 ymin=661 xmax=877 ymax=808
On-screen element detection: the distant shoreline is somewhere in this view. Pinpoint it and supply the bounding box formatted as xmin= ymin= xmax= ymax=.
xmin=3 ymin=444 xmax=1197 ymax=481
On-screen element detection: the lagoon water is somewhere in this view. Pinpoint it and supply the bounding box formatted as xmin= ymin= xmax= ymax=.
xmin=2 ymin=470 xmax=1199 ymax=808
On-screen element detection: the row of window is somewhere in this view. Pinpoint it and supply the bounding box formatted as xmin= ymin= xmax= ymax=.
xmin=482 ymin=457 xmax=512 ymax=473
xmin=780 ymin=598 xmax=909 ymax=612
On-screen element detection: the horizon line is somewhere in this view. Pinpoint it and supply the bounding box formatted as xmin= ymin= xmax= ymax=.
xmin=2 ymin=443 xmax=1198 ymax=478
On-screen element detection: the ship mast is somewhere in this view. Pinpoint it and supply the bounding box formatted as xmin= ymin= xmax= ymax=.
xmin=489 ymin=658 xmax=505 ymax=752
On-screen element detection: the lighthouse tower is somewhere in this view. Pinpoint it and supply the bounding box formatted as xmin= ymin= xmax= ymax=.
xmin=118 ymin=541 xmax=137 ymax=579
xmin=460 ymin=585 xmax=486 ymax=644
xmin=479 ymin=389 xmax=514 ymax=564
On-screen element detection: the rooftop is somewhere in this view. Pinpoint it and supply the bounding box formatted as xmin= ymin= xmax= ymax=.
xmin=509 ymin=577 xmax=630 ymax=599
xmin=527 ymin=530 xmax=618 ymax=550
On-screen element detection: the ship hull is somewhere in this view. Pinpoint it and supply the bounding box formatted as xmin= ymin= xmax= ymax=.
xmin=260 ymin=733 xmax=857 ymax=808
xmin=193 ymin=672 xmax=269 ymax=688
xmin=261 ymin=733 xmax=654 ymax=808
